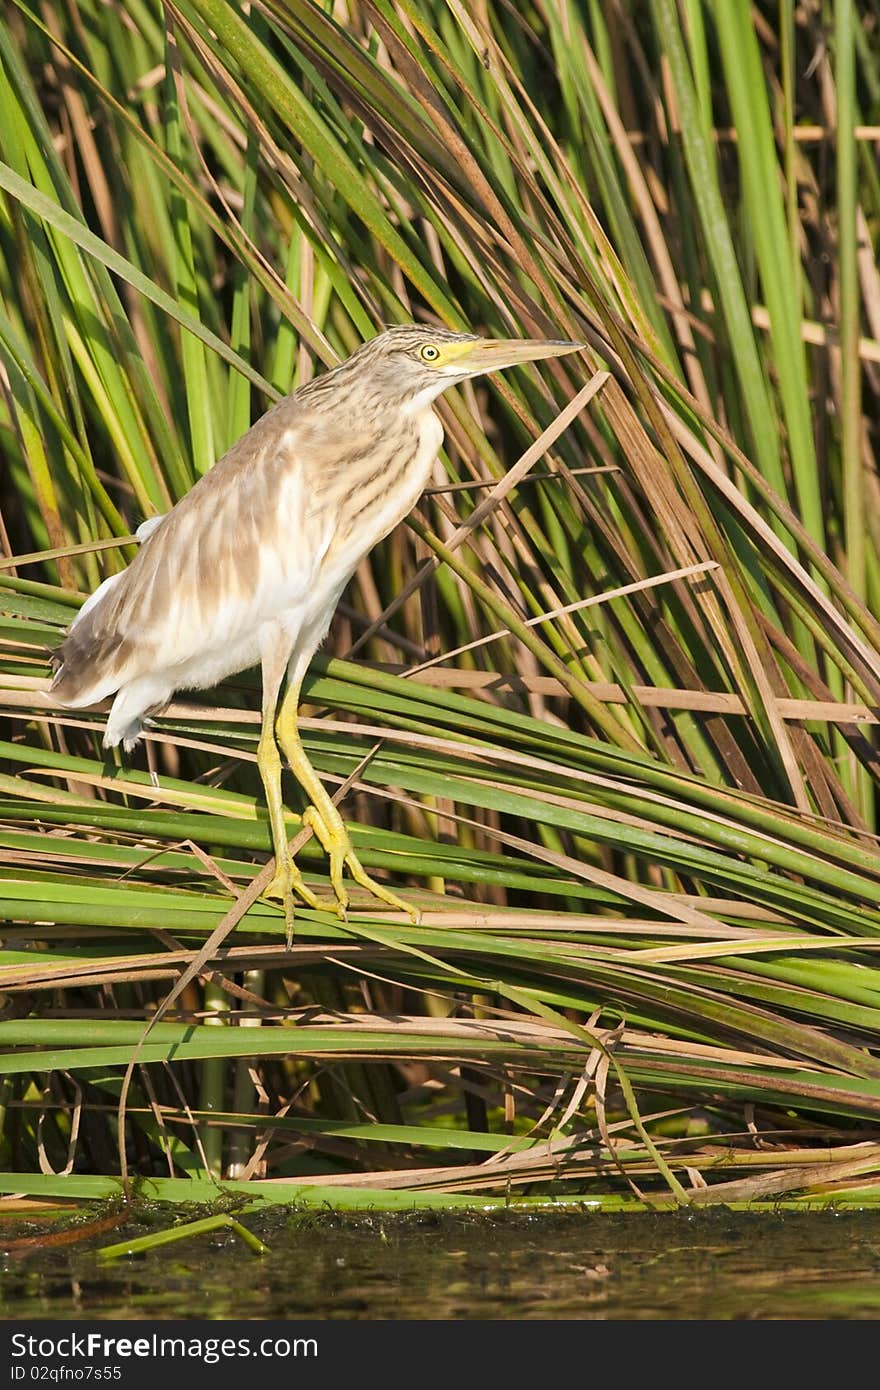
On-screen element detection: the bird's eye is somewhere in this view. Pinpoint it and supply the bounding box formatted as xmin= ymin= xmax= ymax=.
xmin=419 ymin=344 xmax=440 ymax=362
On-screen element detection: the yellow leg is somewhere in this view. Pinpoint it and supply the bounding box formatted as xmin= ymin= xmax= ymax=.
xmin=276 ymin=678 xmax=419 ymax=923
xmin=256 ymin=651 xmax=320 ymax=938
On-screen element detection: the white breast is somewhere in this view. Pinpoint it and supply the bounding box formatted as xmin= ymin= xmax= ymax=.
xmin=369 ymin=406 xmax=443 ymax=544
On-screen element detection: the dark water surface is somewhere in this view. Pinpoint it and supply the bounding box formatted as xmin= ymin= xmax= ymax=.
xmin=3 ymin=1209 xmax=880 ymax=1320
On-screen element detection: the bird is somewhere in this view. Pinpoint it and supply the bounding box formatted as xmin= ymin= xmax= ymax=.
xmin=50 ymin=324 xmax=583 ymax=932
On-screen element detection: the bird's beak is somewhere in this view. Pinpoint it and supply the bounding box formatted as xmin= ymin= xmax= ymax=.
xmin=450 ymin=337 xmax=585 ymax=376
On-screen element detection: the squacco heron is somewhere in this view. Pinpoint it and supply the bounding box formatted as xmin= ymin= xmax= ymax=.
xmin=50 ymin=324 xmax=582 ymax=930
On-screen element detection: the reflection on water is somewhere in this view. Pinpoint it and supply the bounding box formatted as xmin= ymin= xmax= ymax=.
xmin=3 ymin=1209 xmax=880 ymax=1320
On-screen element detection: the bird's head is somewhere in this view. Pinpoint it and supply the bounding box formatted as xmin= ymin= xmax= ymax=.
xmin=329 ymin=324 xmax=584 ymax=413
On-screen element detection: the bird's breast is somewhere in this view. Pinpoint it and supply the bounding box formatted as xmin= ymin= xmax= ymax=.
xmin=322 ymin=408 xmax=443 ymax=577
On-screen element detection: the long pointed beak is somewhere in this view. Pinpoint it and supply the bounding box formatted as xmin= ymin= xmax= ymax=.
xmin=455 ymin=337 xmax=584 ymax=376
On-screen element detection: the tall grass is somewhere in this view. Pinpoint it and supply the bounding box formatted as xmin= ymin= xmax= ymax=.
xmin=2 ymin=0 xmax=880 ymax=1210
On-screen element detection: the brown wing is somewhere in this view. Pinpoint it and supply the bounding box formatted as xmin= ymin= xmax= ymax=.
xmin=51 ymin=397 xmax=323 ymax=706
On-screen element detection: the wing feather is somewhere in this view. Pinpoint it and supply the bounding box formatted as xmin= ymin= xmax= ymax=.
xmin=51 ymin=401 xmax=329 ymax=707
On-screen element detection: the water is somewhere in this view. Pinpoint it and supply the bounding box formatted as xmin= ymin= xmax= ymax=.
xmin=3 ymin=1208 xmax=880 ymax=1319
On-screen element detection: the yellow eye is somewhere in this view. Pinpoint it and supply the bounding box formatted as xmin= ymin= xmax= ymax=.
xmin=419 ymin=344 xmax=440 ymax=362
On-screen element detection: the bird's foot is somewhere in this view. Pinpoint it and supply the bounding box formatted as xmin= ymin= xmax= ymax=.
xmin=302 ymin=806 xmax=420 ymax=924
xmin=263 ymin=855 xmax=320 ymax=945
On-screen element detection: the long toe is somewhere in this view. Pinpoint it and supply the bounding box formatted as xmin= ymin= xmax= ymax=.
xmin=263 ymin=859 xmax=320 ymax=916
xmin=327 ymin=843 xmax=351 ymax=922
xmin=345 ymin=851 xmax=420 ymax=922
xmin=262 ymin=871 xmax=296 ymax=946
xmin=302 ymin=805 xmax=417 ymax=921
xmin=302 ymin=806 xmax=349 ymax=919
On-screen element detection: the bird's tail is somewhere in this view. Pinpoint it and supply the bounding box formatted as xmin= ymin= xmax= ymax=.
xmin=50 ymin=628 xmax=133 ymax=709
xmin=49 ymin=570 xmax=134 ymax=708
xmin=52 ymin=635 xmax=164 ymax=751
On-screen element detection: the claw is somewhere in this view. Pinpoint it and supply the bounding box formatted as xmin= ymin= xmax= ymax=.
xmin=262 ymin=855 xmax=320 ymax=947
xmin=302 ymin=805 xmax=419 ymax=923
xmin=302 ymin=806 xmax=349 ymax=919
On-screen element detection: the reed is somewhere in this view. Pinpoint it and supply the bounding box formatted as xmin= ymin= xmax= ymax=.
xmin=1 ymin=0 xmax=880 ymax=1210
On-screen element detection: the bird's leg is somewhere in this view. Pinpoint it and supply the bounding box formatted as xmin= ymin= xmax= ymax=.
xmin=256 ymin=644 xmax=320 ymax=936
xmin=275 ymin=678 xmax=419 ymax=923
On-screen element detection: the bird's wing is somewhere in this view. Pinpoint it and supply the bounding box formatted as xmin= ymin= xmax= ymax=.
xmin=63 ymin=512 xmax=168 ymax=638
xmin=51 ymin=402 xmax=334 ymax=706
xmin=135 ymin=514 xmax=166 ymax=542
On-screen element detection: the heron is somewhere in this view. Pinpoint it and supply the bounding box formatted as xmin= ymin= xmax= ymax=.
xmin=50 ymin=324 xmax=583 ymax=931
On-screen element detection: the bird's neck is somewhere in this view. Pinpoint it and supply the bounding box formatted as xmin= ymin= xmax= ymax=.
xmin=319 ymin=405 xmax=444 ymax=578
